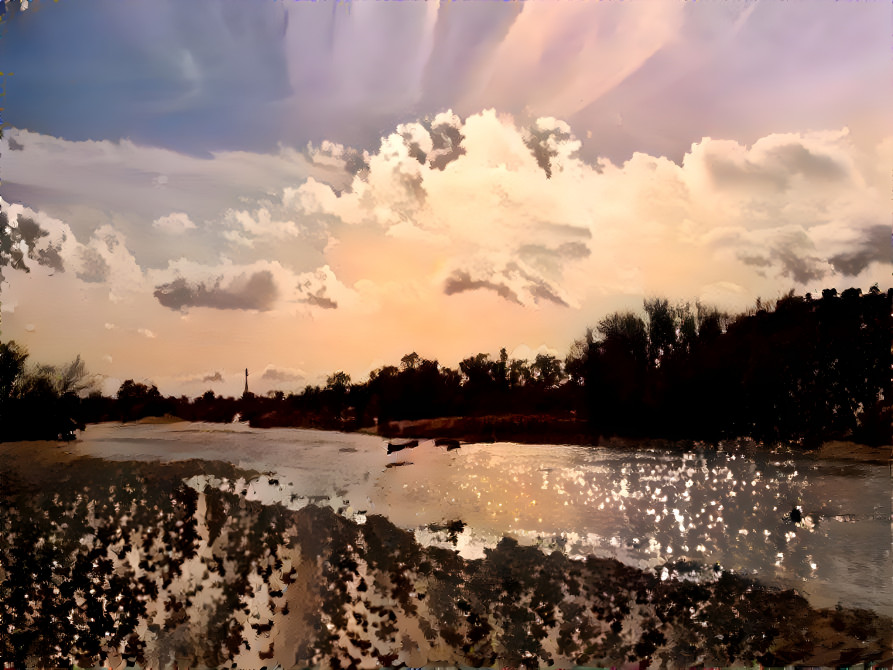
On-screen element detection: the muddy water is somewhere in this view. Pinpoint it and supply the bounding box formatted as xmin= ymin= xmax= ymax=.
xmin=70 ymin=421 xmax=892 ymax=616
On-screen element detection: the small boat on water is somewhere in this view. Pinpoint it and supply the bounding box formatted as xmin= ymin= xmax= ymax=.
xmin=387 ymin=439 xmax=419 ymax=455
xmin=434 ymin=438 xmax=461 ymax=451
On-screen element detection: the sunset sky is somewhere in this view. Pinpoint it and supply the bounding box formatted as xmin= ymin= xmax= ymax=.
xmin=0 ymin=0 xmax=890 ymax=397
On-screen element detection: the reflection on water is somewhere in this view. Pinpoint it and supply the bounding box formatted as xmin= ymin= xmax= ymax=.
xmin=72 ymin=422 xmax=892 ymax=616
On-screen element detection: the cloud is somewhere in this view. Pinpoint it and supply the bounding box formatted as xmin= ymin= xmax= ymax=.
xmin=305 ymin=140 xmax=371 ymax=184
xmin=427 ymin=111 xmax=467 ymax=171
xmin=827 ymin=224 xmax=890 ymax=276
xmin=442 ymin=259 xmax=570 ymax=307
xmin=153 ymin=212 xmax=197 ymax=234
xmin=76 ymin=246 xmax=111 ymax=283
xmin=0 ymin=128 xmax=341 ymax=271
xmin=6 ymin=137 xmax=24 ymax=151
xmin=203 ymin=371 xmax=224 ymax=383
xmin=305 ymin=292 xmax=337 ymax=310
xmin=523 ymin=117 xmax=576 ymax=179
xmin=138 ymin=328 xmax=156 ymax=339
xmin=444 ymin=270 xmax=520 ymax=304
xmin=292 ymin=113 xmax=889 ymax=316
xmin=153 ymin=270 xmax=278 ymax=311
xmin=295 ymin=265 xmax=360 ymax=311
xmin=223 ymin=206 xmax=301 ymax=246
xmin=260 ymin=365 xmax=305 ymax=383
xmin=464 ymin=1 xmax=684 ymax=118
xmin=1 ymin=210 xmax=67 ymax=280
xmin=2 ymin=198 xmax=150 ymax=301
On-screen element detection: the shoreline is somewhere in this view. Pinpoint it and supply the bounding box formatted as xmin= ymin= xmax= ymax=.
xmin=4 ymin=416 xmax=890 ymax=468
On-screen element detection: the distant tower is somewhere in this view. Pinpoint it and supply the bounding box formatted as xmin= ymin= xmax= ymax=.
xmin=243 ymin=368 xmax=249 ymax=397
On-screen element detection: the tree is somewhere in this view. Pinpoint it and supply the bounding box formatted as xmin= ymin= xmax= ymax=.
xmin=508 ymin=358 xmax=529 ymax=389
xmin=644 ymin=297 xmax=675 ymax=369
xmin=565 ymin=329 xmax=593 ymax=386
xmin=400 ymin=352 xmax=420 ymax=371
xmin=326 ymin=371 xmax=351 ymax=394
xmin=596 ymin=311 xmax=648 ymax=365
xmin=116 ymin=380 xmax=163 ymax=422
xmin=530 ymin=353 xmax=565 ymax=388
xmin=0 ymin=340 xmax=27 ymax=402
xmin=459 ymin=353 xmax=494 ymax=388
xmin=0 ymin=341 xmax=91 ymax=440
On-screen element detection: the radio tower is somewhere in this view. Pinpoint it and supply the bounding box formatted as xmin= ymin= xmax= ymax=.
xmin=243 ymin=368 xmax=249 ymax=397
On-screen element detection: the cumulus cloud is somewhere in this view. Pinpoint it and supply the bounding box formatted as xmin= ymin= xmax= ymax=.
xmin=426 ymin=110 xmax=467 ymax=171
xmin=223 ymin=206 xmax=300 ymax=246
xmin=138 ymin=328 xmax=156 ymax=339
xmin=295 ymin=265 xmax=360 ymax=311
xmin=203 ymin=371 xmax=224 ymax=383
xmin=153 ymin=212 xmax=197 ymax=234
xmin=0 ymin=128 xmax=350 ymax=272
xmin=6 ymin=136 xmax=24 ymax=151
xmin=305 ymin=140 xmax=371 ymax=190
xmin=76 ymin=246 xmax=111 ymax=283
xmin=291 ymin=112 xmax=888 ymax=315
xmin=0 ymin=210 xmax=66 ymax=279
xmin=154 ymin=270 xmax=278 ymax=312
xmin=2 ymin=198 xmax=149 ymax=302
xmin=523 ymin=117 xmax=576 ymax=179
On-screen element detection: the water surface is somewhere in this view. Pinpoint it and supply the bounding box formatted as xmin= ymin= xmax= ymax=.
xmin=70 ymin=421 xmax=892 ymax=616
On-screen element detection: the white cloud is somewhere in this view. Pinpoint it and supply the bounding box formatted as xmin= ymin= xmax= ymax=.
xmin=138 ymin=328 xmax=156 ymax=339
xmin=153 ymin=212 xmax=197 ymax=234
xmin=295 ymin=113 xmax=889 ymax=314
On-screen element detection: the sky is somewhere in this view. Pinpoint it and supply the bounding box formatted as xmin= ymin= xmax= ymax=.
xmin=0 ymin=0 xmax=890 ymax=398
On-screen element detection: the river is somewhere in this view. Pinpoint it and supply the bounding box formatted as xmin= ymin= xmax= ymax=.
xmin=68 ymin=421 xmax=892 ymax=617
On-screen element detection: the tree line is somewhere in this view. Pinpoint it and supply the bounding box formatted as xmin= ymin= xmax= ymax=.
xmin=2 ymin=286 xmax=890 ymax=447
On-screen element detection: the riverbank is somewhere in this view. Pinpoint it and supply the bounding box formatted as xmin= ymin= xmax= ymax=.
xmin=2 ymin=450 xmax=891 ymax=668
xmin=374 ymin=414 xmax=892 ymax=465
xmin=375 ymin=413 xmax=591 ymax=445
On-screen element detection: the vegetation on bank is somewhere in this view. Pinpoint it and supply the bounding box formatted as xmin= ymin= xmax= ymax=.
xmin=0 ymin=341 xmax=93 ymax=441
xmin=2 ymin=286 xmax=890 ymax=448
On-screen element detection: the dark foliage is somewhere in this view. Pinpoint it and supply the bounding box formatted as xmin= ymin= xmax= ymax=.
xmin=0 ymin=341 xmax=89 ymax=441
xmin=580 ymin=287 xmax=891 ymax=446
